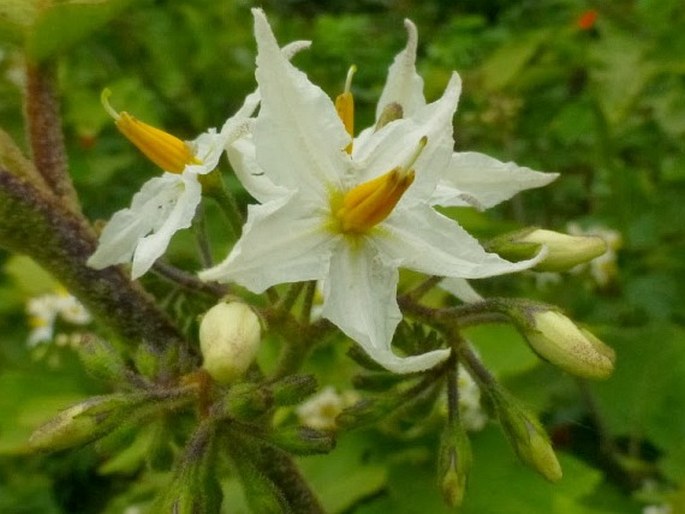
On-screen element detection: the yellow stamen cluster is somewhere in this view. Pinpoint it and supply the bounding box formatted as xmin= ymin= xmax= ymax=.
xmin=334 ymin=66 xmax=356 ymax=154
xmin=101 ymin=89 xmax=201 ymax=174
xmin=335 ymin=136 xmax=427 ymax=234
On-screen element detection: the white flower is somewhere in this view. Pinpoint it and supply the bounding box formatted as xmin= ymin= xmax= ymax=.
xmin=86 ymin=92 xmax=260 ymax=279
xmin=26 ymin=288 xmax=91 ymax=346
xmin=87 ymin=40 xmax=312 ymax=280
xmin=296 ymin=386 xmax=358 ymax=431
xmin=200 ymin=10 xmax=542 ymax=374
xmin=370 ymin=20 xmax=559 ymax=211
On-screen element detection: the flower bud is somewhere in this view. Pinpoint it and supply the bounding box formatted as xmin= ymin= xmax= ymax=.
xmin=75 ymin=335 xmax=128 ymax=382
xmin=487 ymin=227 xmax=607 ymax=272
xmin=269 ymin=425 xmax=336 ymax=455
xmin=29 ymin=394 xmax=143 ymax=452
xmin=225 ymin=382 xmax=274 ymax=420
xmin=270 ymin=374 xmax=318 ymax=406
xmin=437 ymin=419 xmax=472 ymax=507
xmin=199 ymin=302 xmax=261 ymax=384
xmin=490 ymin=387 xmax=562 ymax=482
xmin=512 ymin=306 xmax=615 ymax=379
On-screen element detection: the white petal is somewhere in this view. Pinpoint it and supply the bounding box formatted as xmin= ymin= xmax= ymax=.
xmin=185 ymin=128 xmax=226 ymax=176
xmin=431 ymin=152 xmax=559 ymax=208
xmin=218 ymin=41 xmax=311 ymax=150
xmin=199 ymin=193 xmax=336 ymax=292
xmin=375 ymin=204 xmax=544 ymax=278
xmin=252 ymin=9 xmax=349 ymax=200
xmin=439 ymin=278 xmax=484 ymax=303
xmin=322 ymin=242 xmax=450 ymax=374
xmin=131 ymin=174 xmax=201 ymax=279
xmin=375 ymin=19 xmax=426 ymax=120
xmin=87 ymin=174 xmax=199 ymax=279
xmin=354 ymin=73 xmax=461 ymax=203
xmin=227 ymin=134 xmax=288 ymax=204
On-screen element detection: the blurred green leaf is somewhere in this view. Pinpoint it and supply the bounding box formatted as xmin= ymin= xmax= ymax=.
xmin=298 ymin=431 xmax=386 ymax=513
xmin=26 ymin=0 xmax=134 ymax=62
xmin=479 ymin=29 xmax=551 ymax=91
xmin=0 ymin=369 xmax=87 ymax=454
xmin=465 ymin=324 xmax=540 ymax=379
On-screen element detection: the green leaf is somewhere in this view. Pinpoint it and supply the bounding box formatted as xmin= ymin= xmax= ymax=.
xmin=478 ymin=29 xmax=551 ymax=91
xmin=298 ymin=431 xmax=387 ymax=513
xmin=4 ymin=255 xmax=59 ymax=296
xmin=26 ymin=0 xmax=134 ymax=62
xmin=0 ymin=368 xmax=87 ymax=455
xmin=465 ymin=324 xmax=540 ymax=379
xmin=0 ymin=0 xmax=41 ymax=43
xmin=356 ymin=427 xmax=630 ymax=514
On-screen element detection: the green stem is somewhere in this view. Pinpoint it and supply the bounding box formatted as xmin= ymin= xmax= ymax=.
xmin=301 ymin=280 xmax=317 ymax=323
xmin=278 ymin=282 xmax=305 ymax=313
xmin=404 ymin=275 xmax=443 ymax=302
xmin=152 ymin=261 xmax=228 ymax=298
xmin=193 ymin=203 xmax=214 ymax=268
xmin=200 ymin=169 xmax=244 ymax=240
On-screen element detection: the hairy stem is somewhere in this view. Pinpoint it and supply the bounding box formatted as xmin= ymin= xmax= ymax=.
xmin=257 ymin=444 xmax=326 ymax=513
xmin=24 ymin=61 xmax=80 ymax=212
xmin=0 ymin=169 xmax=185 ymax=358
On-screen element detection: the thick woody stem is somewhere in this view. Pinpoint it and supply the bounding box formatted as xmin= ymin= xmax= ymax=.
xmin=24 ymin=61 xmax=81 ymax=212
xmin=0 ymin=168 xmax=185 ymax=359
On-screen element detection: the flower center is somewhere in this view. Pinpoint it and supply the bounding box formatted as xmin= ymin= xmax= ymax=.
xmin=334 ymin=65 xmax=356 ymax=154
xmin=334 ymin=136 xmax=427 ymax=234
xmin=101 ymin=88 xmax=201 ymax=173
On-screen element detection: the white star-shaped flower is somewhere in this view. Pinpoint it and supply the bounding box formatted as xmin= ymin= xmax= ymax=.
xmin=200 ymin=10 xmax=542 ymax=373
xmin=371 ymin=19 xmax=559 ymax=211
xmin=87 ymin=90 xmax=260 ymax=279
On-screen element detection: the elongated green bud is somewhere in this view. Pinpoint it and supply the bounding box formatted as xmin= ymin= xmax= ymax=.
xmin=490 ymin=386 xmax=562 ymax=482
xmin=75 ymin=335 xmax=128 ymax=382
xmin=508 ymin=303 xmax=615 ymax=379
xmin=269 ymin=425 xmax=336 ymax=455
xmin=153 ymin=421 xmax=222 ymax=514
xmin=199 ymin=302 xmax=261 ymax=384
xmin=270 ymin=374 xmax=318 ymax=406
xmin=487 ymin=227 xmax=607 ymax=272
xmin=437 ymin=419 xmax=472 ymax=507
xmin=225 ymin=382 xmax=274 ymax=419
xmin=29 ymin=393 xmax=145 ymax=452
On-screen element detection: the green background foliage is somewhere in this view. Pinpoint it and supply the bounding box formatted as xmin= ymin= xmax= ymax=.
xmin=0 ymin=0 xmax=684 ymax=512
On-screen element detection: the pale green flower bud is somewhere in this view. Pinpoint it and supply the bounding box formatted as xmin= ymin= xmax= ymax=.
xmin=29 ymin=394 xmax=142 ymax=452
xmin=515 ymin=307 xmax=615 ymax=379
xmin=437 ymin=419 xmax=472 ymax=507
xmin=199 ymin=302 xmax=261 ymax=384
xmin=487 ymin=227 xmax=607 ymax=272
xmin=490 ymin=387 xmax=562 ymax=482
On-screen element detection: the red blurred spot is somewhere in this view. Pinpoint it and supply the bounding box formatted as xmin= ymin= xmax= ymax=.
xmin=577 ymin=9 xmax=598 ymax=30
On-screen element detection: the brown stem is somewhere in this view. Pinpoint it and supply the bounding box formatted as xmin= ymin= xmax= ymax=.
xmin=24 ymin=61 xmax=80 ymax=213
xmin=153 ymin=260 xmax=229 ymax=298
xmin=0 ymin=169 xmax=185 ymax=359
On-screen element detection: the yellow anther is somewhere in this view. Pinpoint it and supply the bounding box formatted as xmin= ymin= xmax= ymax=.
xmin=335 ymin=136 xmax=427 ymax=234
xmin=101 ymin=88 xmax=201 ymax=174
xmin=375 ymin=102 xmax=403 ymax=131
xmin=335 ymin=65 xmax=357 ymax=154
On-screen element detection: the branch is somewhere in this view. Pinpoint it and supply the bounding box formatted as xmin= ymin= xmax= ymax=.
xmin=24 ymin=61 xmax=81 ymax=213
xmin=0 ymin=168 xmax=185 ymax=357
